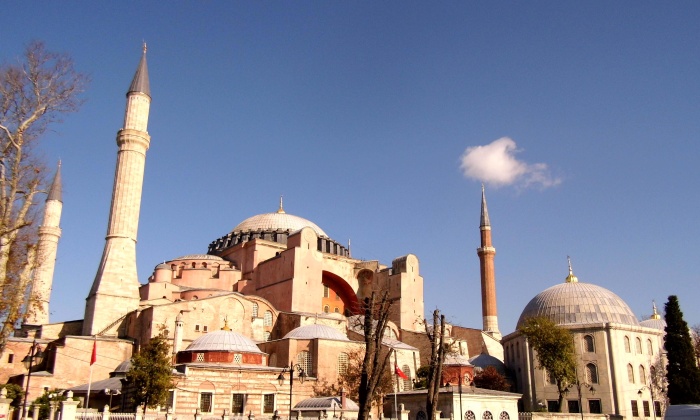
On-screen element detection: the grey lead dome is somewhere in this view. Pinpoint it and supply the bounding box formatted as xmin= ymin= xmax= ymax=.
xmin=516 ymin=281 xmax=639 ymax=328
xmin=185 ymin=329 xmax=263 ymax=353
xmin=233 ymin=212 xmax=328 ymax=238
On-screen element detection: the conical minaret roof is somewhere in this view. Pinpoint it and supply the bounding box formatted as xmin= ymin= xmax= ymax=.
xmin=480 ymin=184 xmax=490 ymax=228
xmin=128 ymin=43 xmax=150 ymax=97
xmin=47 ymin=161 xmax=62 ymax=202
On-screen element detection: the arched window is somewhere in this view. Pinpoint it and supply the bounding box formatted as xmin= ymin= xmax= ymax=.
xmin=264 ymin=331 xmax=271 ymax=341
xmin=585 ymin=363 xmax=599 ymax=384
xmin=584 ymin=335 xmax=595 ymax=352
xmin=465 ymin=412 xmax=476 ymax=420
xmin=636 ymin=337 xmax=642 ymax=354
xmin=483 ymin=411 xmax=493 ymax=420
xmin=338 ymin=353 xmax=349 ymax=375
xmin=334 ymin=307 xmax=340 ymax=313
xmin=323 ymin=305 xmax=330 ymax=313
xmin=627 ymin=364 xmax=635 ymax=383
xmin=297 ymin=351 xmax=312 ymax=376
xmin=264 ymin=310 xmax=273 ymax=327
xmin=647 ymin=339 xmax=654 ymax=355
xmin=402 ymin=364 xmax=412 ymax=390
xmin=252 ymin=303 xmax=259 ymax=318
xmin=499 ymin=413 xmax=510 ymax=420
xmin=639 ymin=365 xmax=646 ymax=384
xmin=624 ymin=336 xmax=631 ymax=353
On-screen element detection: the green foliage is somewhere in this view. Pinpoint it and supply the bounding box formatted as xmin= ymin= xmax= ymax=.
xmin=664 ymin=295 xmax=700 ymax=404
xmin=0 ymin=383 xmax=24 ymax=407
xmin=32 ymin=388 xmax=72 ymax=420
xmin=473 ymin=366 xmax=511 ymax=392
xmin=126 ymin=332 xmax=174 ymax=412
xmin=518 ymin=316 xmax=576 ymax=412
xmin=413 ymin=366 xmax=430 ymax=389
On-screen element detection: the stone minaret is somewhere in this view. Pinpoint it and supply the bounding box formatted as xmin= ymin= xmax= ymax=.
xmin=25 ymin=163 xmax=63 ymax=325
xmin=477 ymin=185 xmax=500 ymax=339
xmin=83 ymin=45 xmax=151 ymax=336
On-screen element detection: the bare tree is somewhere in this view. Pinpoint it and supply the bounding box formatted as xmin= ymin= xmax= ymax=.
xmin=0 ymin=41 xmax=87 ymax=355
xmin=691 ymin=324 xmax=700 ymax=366
xmin=425 ymin=309 xmax=447 ymax=420
xmin=357 ymin=291 xmax=394 ymax=420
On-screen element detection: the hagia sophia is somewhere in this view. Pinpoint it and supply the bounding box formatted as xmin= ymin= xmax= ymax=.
xmin=1 ymin=48 xmax=667 ymax=420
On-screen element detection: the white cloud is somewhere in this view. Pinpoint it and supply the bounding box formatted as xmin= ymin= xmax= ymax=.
xmin=460 ymin=137 xmax=561 ymax=188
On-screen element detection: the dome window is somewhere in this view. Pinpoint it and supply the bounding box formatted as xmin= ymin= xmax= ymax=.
xmin=252 ymin=303 xmax=259 ymax=318
xmin=584 ymin=335 xmax=595 ymax=353
xmin=264 ymin=311 xmax=273 ymax=327
xmin=585 ymin=363 xmax=599 ymax=384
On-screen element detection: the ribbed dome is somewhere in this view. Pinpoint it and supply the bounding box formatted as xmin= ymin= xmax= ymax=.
xmin=640 ymin=318 xmax=666 ymax=330
xmin=173 ymin=254 xmax=224 ymax=261
xmin=233 ymin=212 xmax=327 ymax=237
xmin=185 ymin=330 xmax=262 ymax=353
xmin=444 ymin=353 xmax=472 ymax=366
xmin=468 ymin=353 xmax=506 ymax=374
xmin=283 ymin=324 xmax=349 ymax=341
xmin=517 ymin=281 xmax=639 ymax=328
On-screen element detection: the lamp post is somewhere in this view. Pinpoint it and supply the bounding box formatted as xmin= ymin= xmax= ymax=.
xmin=104 ymin=388 xmax=121 ymax=409
xmin=638 ymin=386 xmax=656 ymax=420
xmin=21 ymin=341 xmax=45 ymax=420
xmin=573 ymin=378 xmax=595 ymax=420
xmin=277 ymin=363 xmax=306 ymax=420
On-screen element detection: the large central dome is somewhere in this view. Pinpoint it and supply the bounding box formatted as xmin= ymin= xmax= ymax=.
xmin=232 ymin=199 xmax=327 ymax=237
xmin=517 ymin=276 xmax=639 ymax=328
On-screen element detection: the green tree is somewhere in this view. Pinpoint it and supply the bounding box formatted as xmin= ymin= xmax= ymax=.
xmin=126 ymin=332 xmax=174 ymax=413
xmin=32 ymin=388 xmax=74 ymax=420
xmin=664 ymin=295 xmax=700 ymax=404
xmin=473 ymin=366 xmax=511 ymax=392
xmin=519 ymin=316 xmax=576 ymax=412
xmin=0 ymin=41 xmax=87 ymax=357
xmin=0 ymin=383 xmax=24 ymax=408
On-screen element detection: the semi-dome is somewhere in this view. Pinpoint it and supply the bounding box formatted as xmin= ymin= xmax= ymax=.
xmin=283 ymin=324 xmax=349 ymax=341
xmin=113 ymin=360 xmax=132 ymax=373
xmin=468 ymin=353 xmax=506 ymax=374
xmin=185 ymin=329 xmax=262 ymax=353
xmin=173 ymin=254 xmax=224 ymax=261
xmin=517 ymin=270 xmax=639 ymax=328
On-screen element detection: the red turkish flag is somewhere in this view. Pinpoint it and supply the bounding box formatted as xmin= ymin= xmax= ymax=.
xmin=90 ymin=341 xmax=97 ymax=365
xmin=395 ymin=364 xmax=408 ymax=380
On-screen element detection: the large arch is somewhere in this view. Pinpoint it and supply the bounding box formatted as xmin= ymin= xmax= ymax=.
xmin=322 ymin=271 xmax=361 ymax=315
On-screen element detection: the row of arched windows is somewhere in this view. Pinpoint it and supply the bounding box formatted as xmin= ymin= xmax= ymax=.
xmin=624 ymin=335 xmax=654 ymax=355
xmin=627 ymin=363 xmax=648 ymax=384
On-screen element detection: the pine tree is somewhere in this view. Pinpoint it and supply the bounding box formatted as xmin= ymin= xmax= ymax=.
xmin=664 ymin=295 xmax=700 ymax=404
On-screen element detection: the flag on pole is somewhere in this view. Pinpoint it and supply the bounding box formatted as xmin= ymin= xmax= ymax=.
xmin=395 ymin=364 xmax=408 ymax=380
xmin=90 ymin=340 xmax=97 ymax=365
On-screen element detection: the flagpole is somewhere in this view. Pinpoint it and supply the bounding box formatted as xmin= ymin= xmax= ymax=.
xmin=393 ymin=350 xmax=398 ymax=420
xmin=85 ymin=337 xmax=96 ymax=409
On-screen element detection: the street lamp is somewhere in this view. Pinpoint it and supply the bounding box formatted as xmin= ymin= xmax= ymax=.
xmin=638 ymin=386 xmax=656 ymax=420
xmin=104 ymin=388 xmax=121 ymax=409
xmin=277 ymin=363 xmax=307 ymax=420
xmin=21 ymin=341 xmax=45 ymax=420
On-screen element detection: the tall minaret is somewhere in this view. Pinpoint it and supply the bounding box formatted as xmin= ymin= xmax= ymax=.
xmin=83 ymin=45 xmax=151 ymax=336
xmin=477 ymin=185 xmax=500 ymax=339
xmin=25 ymin=163 xmax=63 ymax=325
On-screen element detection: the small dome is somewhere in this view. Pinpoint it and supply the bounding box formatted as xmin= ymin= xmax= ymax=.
xmin=233 ymin=203 xmax=327 ymax=237
xmin=640 ymin=318 xmax=666 ymax=330
xmin=185 ymin=330 xmax=262 ymax=353
xmin=173 ymin=254 xmax=224 ymax=261
xmin=113 ymin=360 xmax=132 ymax=373
xmin=468 ymin=353 xmax=506 ymax=374
xmin=517 ymin=281 xmax=639 ymax=328
xmin=155 ymin=263 xmax=169 ymax=270
xmin=444 ymin=353 xmax=472 ymax=366
xmin=283 ymin=324 xmax=349 ymax=341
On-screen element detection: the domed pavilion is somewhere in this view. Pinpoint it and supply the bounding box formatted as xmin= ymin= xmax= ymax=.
xmin=502 ymin=260 xmax=665 ymax=417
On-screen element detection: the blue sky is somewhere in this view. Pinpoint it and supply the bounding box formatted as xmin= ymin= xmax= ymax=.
xmin=3 ymin=2 xmax=699 ymax=335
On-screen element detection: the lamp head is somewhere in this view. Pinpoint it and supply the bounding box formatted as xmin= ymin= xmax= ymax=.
xmin=277 ymin=372 xmax=285 ymax=386
xmin=299 ymin=369 xmax=307 ymax=384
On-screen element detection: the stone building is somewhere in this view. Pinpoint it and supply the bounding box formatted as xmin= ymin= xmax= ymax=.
xmin=502 ymin=264 xmax=665 ymax=418
xmin=5 ymin=45 xmax=506 ymax=418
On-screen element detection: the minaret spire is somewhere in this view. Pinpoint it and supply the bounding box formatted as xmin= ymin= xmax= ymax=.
xmin=25 ymin=162 xmax=63 ymax=325
xmin=84 ymin=46 xmax=152 ymax=336
xmin=477 ymin=186 xmax=500 ymax=339
xmin=277 ymin=195 xmax=285 ymax=214
xmin=650 ymin=300 xmax=661 ymax=320
xmin=565 ymin=256 xmax=579 ymax=283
